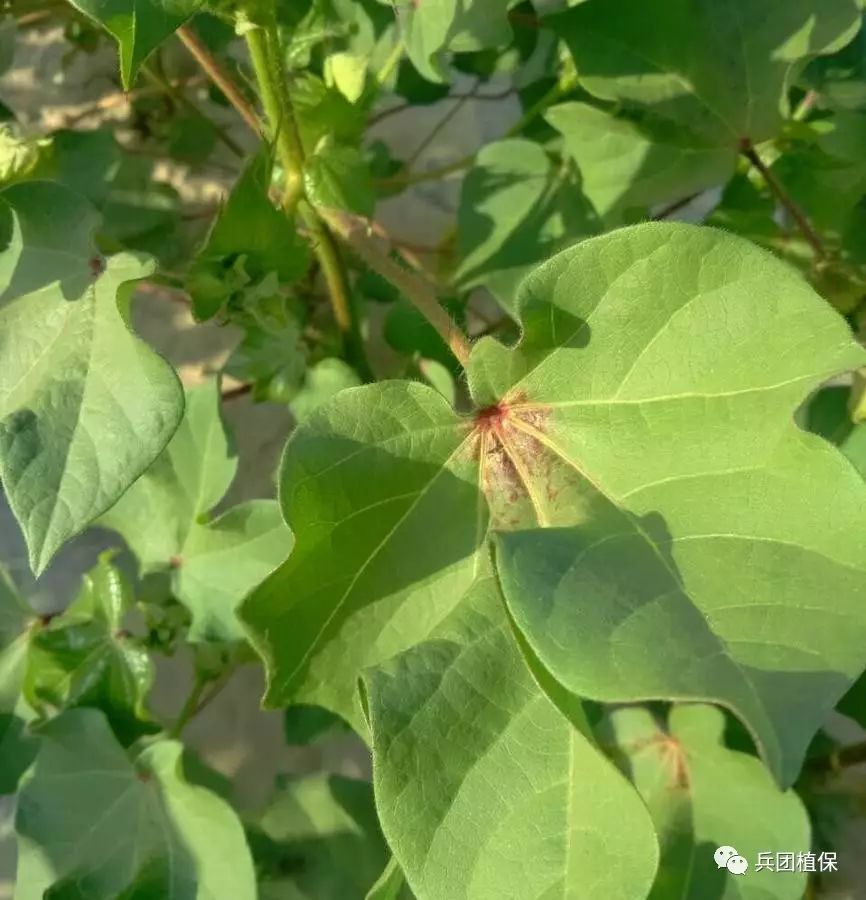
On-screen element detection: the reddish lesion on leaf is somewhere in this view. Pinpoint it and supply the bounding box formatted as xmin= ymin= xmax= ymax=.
xmin=471 ymin=393 xmax=555 ymax=528
xmin=88 ymin=255 xmax=105 ymax=278
xmin=630 ymin=732 xmax=690 ymax=791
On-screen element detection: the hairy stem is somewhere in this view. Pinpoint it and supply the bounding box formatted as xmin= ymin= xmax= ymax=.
xmin=244 ymin=25 xmax=305 ymax=211
xmin=168 ymin=674 xmax=210 ymax=739
xmin=177 ymin=25 xmax=261 ymax=135
xmin=243 ymin=22 xmax=367 ymax=370
xmin=742 ymin=143 xmax=825 ymax=260
xmin=320 ymin=207 xmax=471 ymax=367
xmin=141 ymin=64 xmax=245 ymax=158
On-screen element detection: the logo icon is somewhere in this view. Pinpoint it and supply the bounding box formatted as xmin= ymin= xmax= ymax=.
xmin=715 ymin=846 xmax=749 ymax=876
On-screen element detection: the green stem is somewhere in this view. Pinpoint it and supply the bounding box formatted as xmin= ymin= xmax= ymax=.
xmin=805 ymin=738 xmax=866 ymax=776
xmin=380 ymin=74 xmax=577 ymax=189
xmin=320 ymin=206 xmax=471 ymax=367
xmin=168 ymin=674 xmax=210 ymax=739
xmin=376 ymin=40 xmax=404 ymax=86
xmin=244 ymin=23 xmax=364 ymax=363
xmin=741 ymin=142 xmax=825 ymax=260
xmin=245 ymin=24 xmax=305 ymax=211
xmin=141 ymin=64 xmax=245 ymax=158
xmin=177 ymin=25 xmax=262 ymax=135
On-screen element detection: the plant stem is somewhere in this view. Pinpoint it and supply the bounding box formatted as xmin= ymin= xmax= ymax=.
xmin=404 ymin=81 xmax=480 ymax=169
xmin=376 ymin=40 xmax=404 ymax=86
xmin=243 ymin=22 xmax=366 ymax=369
xmin=741 ymin=143 xmax=825 ymax=260
xmin=141 ymin=64 xmax=245 ymax=158
xmin=793 ymin=89 xmax=818 ymax=122
xmin=244 ymin=25 xmax=306 ymax=211
xmin=379 ymin=75 xmax=575 ymax=189
xmin=320 ymin=207 xmax=472 ymax=367
xmin=805 ymin=739 xmax=866 ymax=776
xmin=168 ymin=674 xmax=209 ymax=739
xmin=177 ymin=25 xmax=262 ymax=135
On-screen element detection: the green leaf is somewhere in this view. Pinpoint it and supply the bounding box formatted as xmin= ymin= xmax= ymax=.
xmin=304 ymin=139 xmax=374 ymax=216
xmin=100 ymin=380 xmax=291 ymax=642
xmin=481 ymin=222 xmax=866 ymax=787
xmin=0 ymin=566 xmax=37 ymax=792
xmin=604 ymin=704 xmax=810 ymax=899
xmin=546 ymin=102 xmax=733 ymax=224
xmin=394 ymin=0 xmax=521 ymax=81
xmin=287 ymin=358 xmax=362 ymax=421
xmin=365 ymin=574 xmax=659 ymax=899
xmin=224 ymin=293 xmax=308 ymax=403
xmin=0 ymin=180 xmax=184 ymax=575
xmin=292 ymin=74 xmax=366 ymax=150
xmin=0 ymin=126 xmax=47 ymax=187
xmin=67 ymin=0 xmax=204 ymax=89
xmin=802 ymin=14 xmax=866 ymax=110
xmin=244 ymin=222 xmax=866 ymax=790
xmin=251 ymin=774 xmax=391 ymax=899
xmin=283 ymin=703 xmax=348 ymax=745
xmin=365 ymin=857 xmax=411 ymax=900
xmin=325 ymin=51 xmax=368 ymax=103
xmin=186 ymin=151 xmax=310 ymax=321
xmin=456 ymin=138 xmax=598 ymax=314
xmin=550 ymin=0 xmax=860 ymax=147
xmin=15 ymin=708 xmax=256 ymax=899
xmin=24 ymin=554 xmax=156 ymax=744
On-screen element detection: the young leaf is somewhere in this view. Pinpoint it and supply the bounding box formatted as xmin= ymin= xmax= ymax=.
xmin=550 ymin=0 xmax=860 ymax=148
xmin=0 ymin=181 xmax=184 ymax=575
xmin=365 ymin=574 xmax=659 ymax=900
xmin=15 ymin=708 xmax=256 ymax=899
xmin=66 ymin=0 xmax=204 ymax=89
xmin=251 ymin=774 xmax=391 ymax=899
xmin=604 ymin=704 xmax=809 ymax=899
xmin=456 ymin=138 xmax=598 ymax=315
xmin=100 ymin=380 xmax=291 ymax=643
xmin=186 ymin=151 xmax=310 ymax=321
xmin=303 ymin=140 xmax=374 ymax=216
xmin=24 ymin=554 xmax=156 ymax=744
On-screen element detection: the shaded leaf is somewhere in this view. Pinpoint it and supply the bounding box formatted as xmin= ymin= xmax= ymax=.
xmin=393 ymin=0 xmax=520 ymax=81
xmin=252 ymin=774 xmax=390 ymax=899
xmin=456 ymin=138 xmax=598 ymax=314
xmin=67 ymin=0 xmax=204 ymax=89
xmin=550 ymin=0 xmax=860 ymax=147
xmin=0 ymin=180 xmax=183 ymax=574
xmin=15 ymin=708 xmax=256 ymax=899
xmin=100 ymin=380 xmax=291 ymax=642
xmin=24 ymin=554 xmax=155 ymax=744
